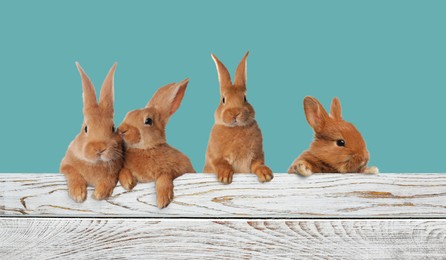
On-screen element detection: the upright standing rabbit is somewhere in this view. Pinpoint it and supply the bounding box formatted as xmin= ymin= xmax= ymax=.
xmin=204 ymin=52 xmax=273 ymax=184
xmin=288 ymin=96 xmax=379 ymax=176
xmin=118 ymin=78 xmax=195 ymax=208
xmin=60 ymin=63 xmax=124 ymax=202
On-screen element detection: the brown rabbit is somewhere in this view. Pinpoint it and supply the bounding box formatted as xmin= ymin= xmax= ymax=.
xmin=288 ymin=96 xmax=379 ymax=176
xmin=203 ymin=52 xmax=273 ymax=184
xmin=117 ymin=78 xmax=195 ymax=208
xmin=60 ymin=63 xmax=124 ymax=202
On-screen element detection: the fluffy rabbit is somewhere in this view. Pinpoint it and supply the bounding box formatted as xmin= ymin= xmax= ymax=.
xmin=288 ymin=96 xmax=379 ymax=176
xmin=117 ymin=78 xmax=195 ymax=208
xmin=60 ymin=63 xmax=124 ymax=202
xmin=203 ymin=52 xmax=273 ymax=184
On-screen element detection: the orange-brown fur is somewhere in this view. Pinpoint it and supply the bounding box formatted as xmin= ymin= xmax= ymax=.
xmin=60 ymin=63 xmax=124 ymax=202
xmin=288 ymin=96 xmax=378 ymax=176
xmin=203 ymin=52 xmax=273 ymax=184
xmin=118 ymin=78 xmax=195 ymax=208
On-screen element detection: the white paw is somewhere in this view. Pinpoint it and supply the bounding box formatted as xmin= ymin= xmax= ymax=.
xmin=364 ymin=166 xmax=379 ymax=174
xmin=289 ymin=161 xmax=313 ymax=177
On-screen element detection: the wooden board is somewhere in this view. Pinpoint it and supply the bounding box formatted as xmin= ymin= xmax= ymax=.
xmin=1 ymin=173 xmax=446 ymax=259
xmin=1 ymin=173 xmax=446 ymax=218
xmin=1 ymin=218 xmax=445 ymax=259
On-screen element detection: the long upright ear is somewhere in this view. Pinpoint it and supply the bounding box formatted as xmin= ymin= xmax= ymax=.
xmin=211 ymin=53 xmax=232 ymax=89
xmin=99 ymin=63 xmax=117 ymax=115
xmin=147 ymin=78 xmax=189 ymax=124
xmin=330 ymin=97 xmax=342 ymax=120
xmin=234 ymin=51 xmax=249 ymax=88
xmin=76 ymin=62 xmax=98 ymax=114
xmin=303 ymin=96 xmax=329 ymax=132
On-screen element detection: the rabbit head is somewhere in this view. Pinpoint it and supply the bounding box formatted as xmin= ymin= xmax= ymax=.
xmin=70 ymin=63 xmax=123 ymax=163
xmin=304 ymin=96 xmax=370 ymax=173
xmin=118 ymin=79 xmax=189 ymax=149
xmin=211 ymin=52 xmax=256 ymax=127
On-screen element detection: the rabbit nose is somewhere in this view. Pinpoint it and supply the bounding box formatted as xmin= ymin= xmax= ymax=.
xmin=118 ymin=128 xmax=127 ymax=136
xmin=96 ymin=148 xmax=106 ymax=156
xmin=363 ymin=151 xmax=370 ymax=160
xmin=94 ymin=142 xmax=107 ymax=154
xmin=118 ymin=125 xmax=129 ymax=135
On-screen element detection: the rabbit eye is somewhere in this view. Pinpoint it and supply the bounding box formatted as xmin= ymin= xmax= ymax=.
xmin=112 ymin=125 xmax=115 ymax=133
xmin=244 ymin=95 xmax=247 ymax=103
xmin=222 ymin=97 xmax=226 ymax=104
xmin=336 ymin=139 xmax=345 ymax=147
xmin=84 ymin=126 xmax=88 ymax=133
xmin=145 ymin=117 xmax=153 ymax=125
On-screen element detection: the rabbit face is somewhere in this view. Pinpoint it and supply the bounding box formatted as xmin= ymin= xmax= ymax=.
xmin=303 ymin=96 xmax=370 ymax=173
xmin=69 ymin=63 xmax=123 ymax=164
xmin=216 ymin=87 xmax=255 ymax=127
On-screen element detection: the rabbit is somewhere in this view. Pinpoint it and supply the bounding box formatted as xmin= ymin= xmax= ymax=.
xmin=288 ymin=96 xmax=379 ymax=176
xmin=203 ymin=51 xmax=273 ymax=184
xmin=117 ymin=78 xmax=196 ymax=209
xmin=60 ymin=62 xmax=124 ymax=202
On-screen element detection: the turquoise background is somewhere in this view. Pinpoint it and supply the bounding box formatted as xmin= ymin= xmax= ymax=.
xmin=1 ymin=1 xmax=445 ymax=173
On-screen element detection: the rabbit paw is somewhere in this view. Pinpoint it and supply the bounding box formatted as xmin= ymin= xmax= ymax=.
xmin=288 ymin=161 xmax=313 ymax=177
xmin=68 ymin=183 xmax=87 ymax=203
xmin=92 ymin=184 xmax=114 ymax=200
xmin=217 ymin=168 xmax=234 ymax=184
xmin=157 ymin=188 xmax=174 ymax=209
xmin=119 ymin=168 xmax=137 ymax=191
xmin=254 ymin=165 xmax=273 ymax=182
xmin=363 ymin=166 xmax=379 ymax=174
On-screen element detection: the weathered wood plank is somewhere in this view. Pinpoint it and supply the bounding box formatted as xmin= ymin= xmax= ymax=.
xmin=0 ymin=218 xmax=445 ymax=259
xmin=1 ymin=173 xmax=446 ymax=217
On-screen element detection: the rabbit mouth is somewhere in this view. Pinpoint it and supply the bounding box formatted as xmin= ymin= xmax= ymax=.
xmin=221 ymin=108 xmax=253 ymax=126
xmin=96 ymin=150 xmax=113 ymax=162
xmin=225 ymin=118 xmax=252 ymax=127
xmin=341 ymin=156 xmax=368 ymax=173
xmin=84 ymin=142 xmax=123 ymax=163
xmin=223 ymin=113 xmax=253 ymax=127
xmin=230 ymin=118 xmax=243 ymax=126
xmin=357 ymin=160 xmax=369 ymax=172
xmin=81 ymin=153 xmax=112 ymax=164
xmin=98 ymin=152 xmax=111 ymax=161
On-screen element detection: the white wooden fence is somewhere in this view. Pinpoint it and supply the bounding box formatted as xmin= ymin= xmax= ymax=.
xmin=1 ymin=173 xmax=445 ymax=259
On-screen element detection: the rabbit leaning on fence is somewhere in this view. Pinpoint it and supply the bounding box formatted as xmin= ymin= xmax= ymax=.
xmin=203 ymin=52 xmax=273 ymax=184
xmin=60 ymin=63 xmax=124 ymax=202
xmin=288 ymin=96 xmax=379 ymax=176
xmin=117 ymin=78 xmax=196 ymax=208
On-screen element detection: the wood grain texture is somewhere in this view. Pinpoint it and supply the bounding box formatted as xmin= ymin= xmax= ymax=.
xmin=1 ymin=218 xmax=445 ymax=259
xmin=1 ymin=173 xmax=446 ymax=217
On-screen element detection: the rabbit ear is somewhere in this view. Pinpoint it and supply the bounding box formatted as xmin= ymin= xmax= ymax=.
xmin=234 ymin=51 xmax=249 ymax=87
xmin=76 ymin=62 xmax=98 ymax=114
xmin=330 ymin=97 xmax=342 ymax=120
xmin=303 ymin=96 xmax=329 ymax=132
xmin=99 ymin=63 xmax=117 ymax=115
xmin=211 ymin=53 xmax=232 ymax=89
xmin=147 ymin=78 xmax=189 ymax=124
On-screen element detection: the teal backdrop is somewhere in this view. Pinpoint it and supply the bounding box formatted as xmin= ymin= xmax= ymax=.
xmin=1 ymin=1 xmax=445 ymax=173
